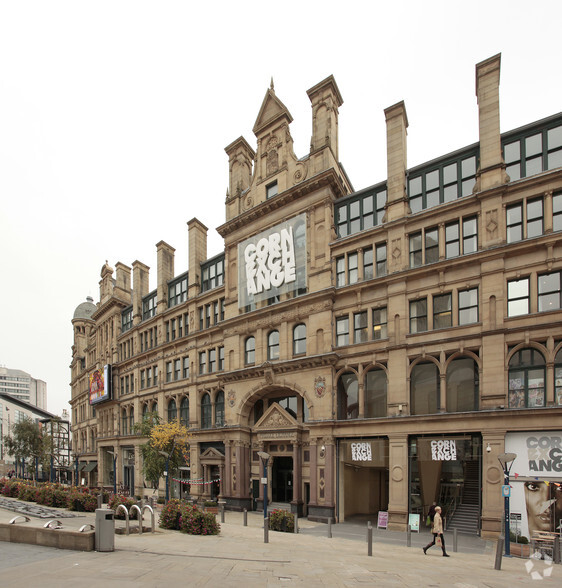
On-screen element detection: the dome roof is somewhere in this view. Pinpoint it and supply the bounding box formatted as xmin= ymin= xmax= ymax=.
xmin=73 ymin=296 xmax=97 ymax=320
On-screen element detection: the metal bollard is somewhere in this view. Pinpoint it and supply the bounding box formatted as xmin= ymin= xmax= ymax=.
xmin=220 ymin=505 xmax=225 ymax=523
xmin=554 ymin=536 xmax=561 ymax=565
xmin=494 ymin=537 xmax=504 ymax=570
xmin=407 ymin=524 xmax=411 ymax=547
xmin=97 ymin=494 xmax=103 ymax=509
xmin=328 ymin=517 xmax=332 ymax=538
xmin=366 ymin=521 xmax=371 ymax=543
xmin=243 ymin=508 xmax=248 ymax=527
xmin=453 ymin=527 xmax=458 ymax=553
xmin=264 ymin=517 xmax=269 ymax=544
xmin=367 ymin=522 xmax=373 ymax=557
xmin=294 ymin=514 xmax=298 ymax=534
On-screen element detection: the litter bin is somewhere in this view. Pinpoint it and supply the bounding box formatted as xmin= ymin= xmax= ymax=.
xmin=95 ymin=508 xmax=115 ymax=552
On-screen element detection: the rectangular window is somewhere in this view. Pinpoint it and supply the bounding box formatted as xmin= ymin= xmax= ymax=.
xmin=205 ymin=304 xmax=211 ymax=328
xmin=372 ymin=307 xmax=387 ymax=340
xmin=140 ymin=370 xmax=145 ymax=390
xmin=121 ymin=307 xmax=133 ymax=333
xmin=335 ymin=188 xmax=387 ymax=238
xmin=508 ymin=278 xmax=530 ymax=317
xmin=130 ymin=375 xmax=134 ymax=393
xmin=336 ymin=256 xmax=345 ymax=287
xmin=445 ymin=222 xmax=460 ymax=258
xmin=153 ymin=366 xmax=158 ymax=386
xmin=168 ymin=275 xmax=188 ymax=308
xmin=527 ymin=197 xmax=543 ymax=239
xmin=433 ymin=293 xmax=452 ymax=329
xmin=166 ymin=321 xmax=170 ymax=342
xmin=174 ymin=359 xmax=181 ymax=381
xmin=201 ymin=256 xmax=225 ymax=292
xmin=554 ymin=192 xmax=562 ymax=232
xmin=336 ymin=316 xmax=349 ymax=347
xmin=266 ymin=181 xmax=278 ymax=199
xmin=183 ymin=357 xmax=190 ymax=379
xmin=146 ymin=367 xmax=152 ymax=388
xmin=506 ymin=203 xmax=523 ymax=243
xmin=218 ymin=346 xmax=224 ymax=371
xmin=171 ymin=318 xmax=176 ymax=340
xmin=363 ymin=247 xmax=373 ymax=280
xmin=199 ymin=307 xmax=204 ymax=330
xmin=166 ymin=361 xmax=172 ymax=383
xmin=462 ymin=216 xmax=478 ymax=254
xmin=354 ymin=311 xmax=368 ymax=343
xmin=213 ymin=301 xmax=219 ymax=325
xmin=425 ymin=228 xmax=439 ymax=264
xmin=208 ymin=348 xmax=216 ymax=373
xmin=199 ymin=351 xmax=206 ymax=375
xmin=409 ymin=232 xmax=422 ymax=268
xmin=376 ymin=243 xmax=387 ymax=276
xmin=538 ymin=271 xmax=561 ymax=312
xmin=409 ymin=298 xmax=427 ymax=333
xmin=142 ymin=292 xmax=157 ymax=320
xmin=348 ymin=252 xmax=358 ymax=285
xmin=459 ymin=288 xmax=478 ymax=325
xmin=125 ymin=376 xmax=129 ymax=395
xmin=220 ymin=299 xmax=225 ymax=321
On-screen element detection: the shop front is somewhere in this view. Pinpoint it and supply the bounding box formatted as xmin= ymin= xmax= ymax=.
xmin=505 ymin=431 xmax=562 ymax=542
xmin=337 ymin=438 xmax=389 ymax=522
xmin=409 ymin=434 xmax=482 ymax=532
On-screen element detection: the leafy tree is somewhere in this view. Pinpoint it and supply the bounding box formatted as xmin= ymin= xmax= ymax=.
xmin=133 ymin=414 xmax=190 ymax=490
xmin=3 ymin=417 xmax=51 ymax=481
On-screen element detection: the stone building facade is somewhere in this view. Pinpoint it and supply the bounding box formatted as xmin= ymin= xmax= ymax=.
xmin=70 ymin=54 xmax=562 ymax=539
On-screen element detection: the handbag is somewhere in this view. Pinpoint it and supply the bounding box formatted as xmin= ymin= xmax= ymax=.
xmin=426 ymin=515 xmax=431 ymax=527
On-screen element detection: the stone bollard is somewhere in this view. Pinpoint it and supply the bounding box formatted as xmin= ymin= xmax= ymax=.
xmin=328 ymin=518 xmax=332 ymax=538
xmin=367 ymin=522 xmax=373 ymax=557
xmin=220 ymin=505 xmax=225 ymax=523
xmin=243 ymin=509 xmax=247 ymax=527
xmin=264 ymin=517 xmax=269 ymax=544
xmin=407 ymin=524 xmax=411 ymax=547
xmin=453 ymin=527 xmax=458 ymax=553
xmin=294 ymin=514 xmax=298 ymax=534
xmin=494 ymin=537 xmax=504 ymax=570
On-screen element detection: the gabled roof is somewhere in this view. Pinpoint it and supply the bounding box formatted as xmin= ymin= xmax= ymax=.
xmin=253 ymin=83 xmax=293 ymax=135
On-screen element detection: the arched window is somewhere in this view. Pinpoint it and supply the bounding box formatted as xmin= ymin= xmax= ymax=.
xmin=268 ymin=330 xmax=280 ymax=360
xmin=152 ymin=401 xmax=158 ymax=415
xmin=293 ymin=324 xmax=306 ymax=355
xmin=245 ymin=336 xmax=255 ymax=365
xmin=142 ymin=403 xmax=149 ymax=419
xmin=129 ymin=407 xmax=134 ymax=433
xmin=180 ymin=397 xmax=189 ymax=427
xmin=446 ymin=357 xmax=479 ymax=412
xmin=365 ymin=369 xmax=387 ymax=417
xmin=215 ymin=390 xmax=225 ymax=426
xmin=201 ymin=393 xmax=212 ymax=429
xmin=337 ymin=372 xmax=358 ymax=419
xmin=508 ymin=348 xmax=546 ymax=408
xmin=167 ymin=398 xmax=177 ymax=422
xmin=411 ymin=362 xmax=439 ymax=415
xmin=556 ymin=349 xmax=562 ymax=406
xmin=122 ymin=408 xmax=128 ymax=436
xmin=254 ymin=399 xmax=264 ymax=424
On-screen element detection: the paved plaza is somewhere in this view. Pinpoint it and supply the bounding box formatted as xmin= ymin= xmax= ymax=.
xmin=0 ymin=499 xmax=560 ymax=587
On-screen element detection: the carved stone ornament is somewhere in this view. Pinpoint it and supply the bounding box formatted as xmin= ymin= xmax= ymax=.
xmin=227 ymin=389 xmax=236 ymax=408
xmin=263 ymin=410 xmax=292 ymax=428
xmin=314 ymin=376 xmax=327 ymax=398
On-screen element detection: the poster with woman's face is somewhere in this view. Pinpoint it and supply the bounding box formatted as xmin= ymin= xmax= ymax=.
xmin=505 ymin=432 xmax=562 ymax=540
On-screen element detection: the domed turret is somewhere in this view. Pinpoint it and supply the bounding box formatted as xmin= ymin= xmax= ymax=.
xmin=73 ymin=296 xmax=97 ymax=320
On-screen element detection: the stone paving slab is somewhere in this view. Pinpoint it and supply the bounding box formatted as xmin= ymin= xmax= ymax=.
xmin=0 ymin=499 xmax=560 ymax=586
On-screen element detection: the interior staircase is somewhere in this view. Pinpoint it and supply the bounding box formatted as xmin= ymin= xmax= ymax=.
xmin=447 ymin=460 xmax=480 ymax=535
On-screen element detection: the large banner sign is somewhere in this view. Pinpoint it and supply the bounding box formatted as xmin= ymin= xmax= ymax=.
xmin=505 ymin=432 xmax=562 ymax=540
xmin=238 ymin=214 xmax=306 ymax=309
xmin=89 ymin=364 xmax=112 ymax=405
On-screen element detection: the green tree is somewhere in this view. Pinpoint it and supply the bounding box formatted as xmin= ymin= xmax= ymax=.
xmin=3 ymin=417 xmax=51 ymax=481
xmin=133 ymin=414 xmax=190 ymax=490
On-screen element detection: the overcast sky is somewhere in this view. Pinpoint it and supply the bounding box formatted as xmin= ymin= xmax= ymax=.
xmin=1 ymin=1 xmax=561 ymax=418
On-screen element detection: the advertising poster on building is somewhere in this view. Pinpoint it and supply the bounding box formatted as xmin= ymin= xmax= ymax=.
xmin=89 ymin=365 xmax=111 ymax=405
xmin=505 ymin=432 xmax=562 ymax=541
xmin=238 ymin=214 xmax=306 ymax=309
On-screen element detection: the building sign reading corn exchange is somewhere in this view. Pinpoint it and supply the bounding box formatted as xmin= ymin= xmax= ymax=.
xmin=238 ymin=214 xmax=306 ymax=309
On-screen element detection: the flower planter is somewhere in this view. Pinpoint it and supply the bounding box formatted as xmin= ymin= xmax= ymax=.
xmin=510 ymin=543 xmax=531 ymax=558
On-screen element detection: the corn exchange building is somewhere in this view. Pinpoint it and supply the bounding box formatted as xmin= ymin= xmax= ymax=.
xmin=70 ymin=54 xmax=562 ymax=539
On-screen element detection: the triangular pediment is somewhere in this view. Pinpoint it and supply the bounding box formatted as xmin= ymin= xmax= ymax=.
xmin=200 ymin=447 xmax=225 ymax=461
xmin=254 ymin=402 xmax=298 ymax=430
xmin=253 ymin=87 xmax=293 ymax=135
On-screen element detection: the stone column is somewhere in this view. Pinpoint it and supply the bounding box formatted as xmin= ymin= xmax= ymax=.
xmin=481 ymin=432 xmax=506 ymax=539
xmin=292 ymin=440 xmax=302 ymax=513
xmin=309 ymin=440 xmax=318 ymax=507
xmin=387 ymin=433 xmax=409 ymax=531
xmin=324 ymin=441 xmax=335 ymax=509
xmin=224 ymin=440 xmax=232 ymax=498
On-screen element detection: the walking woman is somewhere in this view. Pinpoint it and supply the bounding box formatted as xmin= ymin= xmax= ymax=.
xmin=423 ymin=506 xmax=450 ymax=556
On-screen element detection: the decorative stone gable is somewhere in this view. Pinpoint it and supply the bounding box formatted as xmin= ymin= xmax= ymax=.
xmin=254 ymin=402 xmax=298 ymax=430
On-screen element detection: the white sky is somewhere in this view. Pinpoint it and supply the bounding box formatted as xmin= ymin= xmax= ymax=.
xmin=1 ymin=1 xmax=561 ymax=418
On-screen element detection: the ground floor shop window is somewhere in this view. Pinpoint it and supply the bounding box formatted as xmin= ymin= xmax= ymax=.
xmin=408 ymin=435 xmax=481 ymax=524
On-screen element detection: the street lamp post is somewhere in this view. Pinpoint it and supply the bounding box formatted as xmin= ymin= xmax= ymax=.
xmin=74 ymin=453 xmax=79 ymax=486
xmin=107 ymin=450 xmax=117 ymax=496
xmin=498 ymin=452 xmax=517 ymax=557
xmin=159 ymin=441 xmax=176 ymax=504
xmin=257 ymin=451 xmax=271 ymax=522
